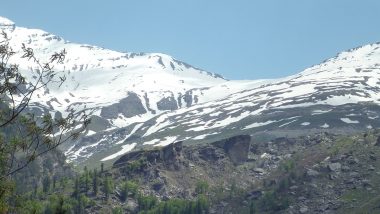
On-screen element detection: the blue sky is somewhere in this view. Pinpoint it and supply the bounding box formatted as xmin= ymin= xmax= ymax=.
xmin=1 ymin=0 xmax=380 ymax=80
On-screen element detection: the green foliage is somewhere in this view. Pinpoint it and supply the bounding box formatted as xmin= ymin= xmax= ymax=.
xmin=277 ymin=178 xmax=290 ymax=193
xmin=195 ymin=180 xmax=209 ymax=195
xmin=195 ymin=194 xmax=209 ymax=214
xmin=44 ymin=194 xmax=74 ymax=214
xmin=126 ymin=158 xmax=147 ymax=173
xmin=93 ymin=169 xmax=99 ymax=195
xmin=0 ymin=33 xmax=90 ymax=212
xmin=138 ymin=195 xmax=209 ymax=214
xmin=125 ymin=181 xmax=139 ymax=198
xmin=138 ymin=195 xmax=157 ymax=211
xmin=249 ymin=201 xmax=257 ymax=214
xmin=82 ymin=166 xmax=90 ymax=195
xmin=257 ymin=191 xmax=289 ymax=212
xmin=281 ymin=159 xmax=295 ymax=173
xmin=103 ymin=176 xmax=114 ymax=201
xmin=43 ymin=176 xmax=51 ymax=193
xmin=119 ymin=181 xmax=129 ymax=202
xmin=74 ymin=176 xmax=80 ymax=199
xmin=0 ymin=179 xmax=15 ymax=213
xmin=229 ymin=180 xmax=237 ymax=199
xmin=112 ymin=207 xmax=124 ymax=214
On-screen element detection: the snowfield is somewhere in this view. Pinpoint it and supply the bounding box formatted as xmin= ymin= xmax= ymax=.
xmin=2 ymin=16 xmax=380 ymax=164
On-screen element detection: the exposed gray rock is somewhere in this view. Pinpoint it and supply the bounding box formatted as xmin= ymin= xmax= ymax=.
xmin=299 ymin=206 xmax=308 ymax=214
xmin=87 ymin=115 xmax=111 ymax=132
xmin=348 ymin=157 xmax=359 ymax=165
xmin=183 ymin=90 xmax=194 ymax=107
xmin=328 ymin=163 xmax=342 ymax=172
xmin=253 ymin=168 xmax=265 ymax=174
xmin=213 ymin=135 xmax=251 ymax=165
xmin=306 ymin=169 xmax=320 ymax=177
xmin=157 ymin=96 xmax=178 ymax=111
xmin=100 ymin=92 xmax=147 ymax=119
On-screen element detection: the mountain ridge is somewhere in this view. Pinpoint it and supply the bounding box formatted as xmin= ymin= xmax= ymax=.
xmin=2 ymin=16 xmax=380 ymax=166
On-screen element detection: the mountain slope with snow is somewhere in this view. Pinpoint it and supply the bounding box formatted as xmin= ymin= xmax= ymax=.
xmin=2 ymin=16 xmax=380 ymax=165
xmin=90 ymin=42 xmax=380 ymax=164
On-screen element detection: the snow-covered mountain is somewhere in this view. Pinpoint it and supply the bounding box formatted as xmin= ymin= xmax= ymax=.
xmin=2 ymin=16 xmax=380 ymax=166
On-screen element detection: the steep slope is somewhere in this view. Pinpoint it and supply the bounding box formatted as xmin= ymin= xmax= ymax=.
xmin=0 ymin=16 xmax=259 ymax=163
xmin=94 ymin=42 xmax=380 ymax=165
xmin=2 ymin=16 xmax=380 ymax=166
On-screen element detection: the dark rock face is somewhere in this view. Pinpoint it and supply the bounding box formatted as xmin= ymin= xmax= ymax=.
xmin=113 ymin=150 xmax=144 ymax=167
xmin=87 ymin=115 xmax=111 ymax=132
xmin=113 ymin=136 xmax=251 ymax=171
xmin=157 ymin=96 xmax=178 ymax=111
xmin=375 ymin=136 xmax=380 ymax=146
xmin=213 ymin=135 xmax=251 ymax=165
xmin=100 ymin=92 xmax=147 ymax=119
xmin=183 ymin=91 xmax=194 ymax=107
xmin=198 ymin=146 xmax=225 ymax=161
xmin=161 ymin=141 xmax=183 ymax=170
xmin=113 ymin=141 xmax=184 ymax=169
xmin=162 ymin=141 xmax=183 ymax=161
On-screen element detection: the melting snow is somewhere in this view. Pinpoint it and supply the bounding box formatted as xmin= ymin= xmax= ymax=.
xmin=312 ymin=109 xmax=332 ymax=115
xmin=101 ymin=143 xmax=137 ymax=161
xmin=153 ymin=136 xmax=177 ymax=147
xmin=340 ymin=118 xmax=359 ymax=124
xmin=143 ymin=139 xmax=160 ymax=145
xmin=279 ymin=119 xmax=298 ymax=128
xmin=320 ymin=123 xmax=330 ymax=128
xmin=193 ymin=134 xmax=208 ymax=140
xmin=116 ymin=123 xmax=143 ymax=144
xmin=243 ymin=121 xmax=276 ymax=129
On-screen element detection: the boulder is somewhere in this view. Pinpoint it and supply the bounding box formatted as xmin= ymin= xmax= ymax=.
xmin=253 ymin=168 xmax=265 ymax=174
xmin=306 ymin=169 xmax=320 ymax=177
xmin=212 ymin=135 xmax=251 ymax=165
xmin=328 ymin=163 xmax=341 ymax=172
xmin=299 ymin=206 xmax=309 ymax=214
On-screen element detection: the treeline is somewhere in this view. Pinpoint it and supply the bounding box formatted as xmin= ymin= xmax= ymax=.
xmin=9 ymin=163 xmax=210 ymax=214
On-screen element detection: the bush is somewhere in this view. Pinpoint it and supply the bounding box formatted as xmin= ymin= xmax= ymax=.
xmin=195 ymin=180 xmax=209 ymax=195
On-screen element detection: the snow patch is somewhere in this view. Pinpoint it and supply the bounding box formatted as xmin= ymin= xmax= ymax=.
xmin=101 ymin=143 xmax=137 ymax=161
xmin=143 ymin=138 xmax=160 ymax=145
xmin=243 ymin=120 xmax=276 ymax=129
xmin=116 ymin=123 xmax=143 ymax=145
xmin=312 ymin=109 xmax=332 ymax=115
xmin=340 ymin=118 xmax=359 ymax=124
xmin=279 ymin=119 xmax=298 ymax=128
xmin=153 ymin=136 xmax=177 ymax=147
xmin=320 ymin=123 xmax=329 ymax=128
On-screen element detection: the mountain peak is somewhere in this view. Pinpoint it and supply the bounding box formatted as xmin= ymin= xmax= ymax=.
xmin=0 ymin=16 xmax=15 ymax=31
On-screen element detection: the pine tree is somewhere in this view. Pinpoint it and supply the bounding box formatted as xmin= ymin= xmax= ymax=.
xmin=52 ymin=176 xmax=57 ymax=190
xmin=120 ymin=182 xmax=128 ymax=202
xmin=93 ymin=169 xmax=98 ymax=195
xmin=74 ymin=176 xmax=80 ymax=199
xmin=42 ymin=176 xmax=51 ymax=193
xmin=84 ymin=166 xmax=90 ymax=195
xmin=249 ymin=201 xmax=257 ymax=214
xmin=104 ymin=176 xmax=113 ymax=201
xmin=54 ymin=196 xmax=66 ymax=214
xmin=33 ymin=183 xmax=38 ymax=198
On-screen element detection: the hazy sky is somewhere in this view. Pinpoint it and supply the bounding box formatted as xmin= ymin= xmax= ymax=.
xmin=1 ymin=0 xmax=380 ymax=80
